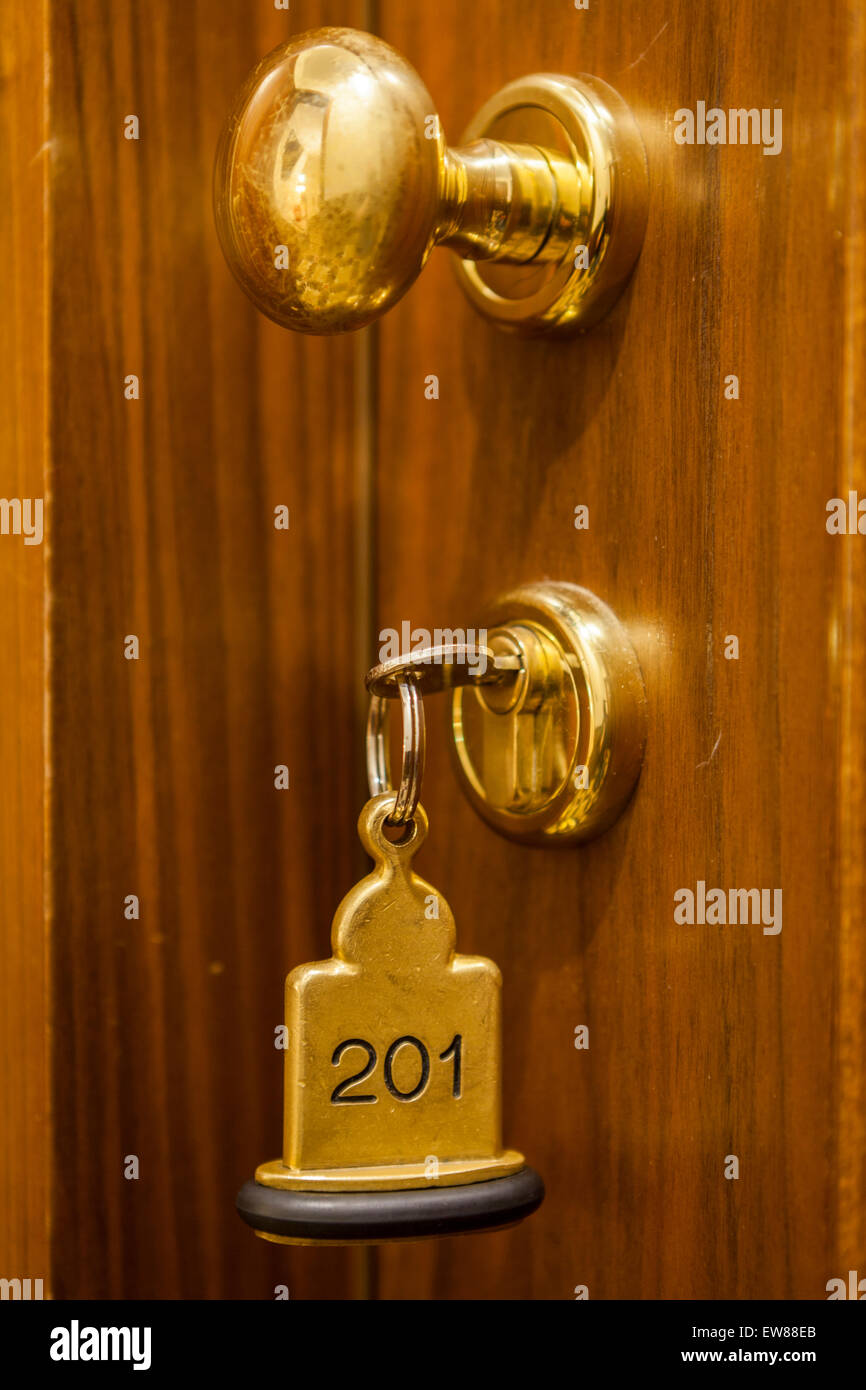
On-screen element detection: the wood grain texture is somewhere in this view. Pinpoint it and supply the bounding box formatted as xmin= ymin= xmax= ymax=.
xmin=836 ymin=0 xmax=866 ymax=1280
xmin=0 ymin=0 xmax=50 ymax=1291
xmin=45 ymin=0 xmax=365 ymax=1298
xmin=373 ymin=0 xmax=865 ymax=1298
xmin=4 ymin=0 xmax=862 ymax=1304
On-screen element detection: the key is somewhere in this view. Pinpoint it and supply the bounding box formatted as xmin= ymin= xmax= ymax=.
xmin=366 ymin=641 xmax=521 ymax=698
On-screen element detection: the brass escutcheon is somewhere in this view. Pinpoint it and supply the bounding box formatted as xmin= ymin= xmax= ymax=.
xmin=451 ymin=582 xmax=647 ymax=843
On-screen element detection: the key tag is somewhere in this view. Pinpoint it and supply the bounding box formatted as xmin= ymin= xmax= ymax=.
xmin=237 ymin=672 xmax=544 ymax=1244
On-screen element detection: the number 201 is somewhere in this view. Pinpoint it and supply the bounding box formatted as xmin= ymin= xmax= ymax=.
xmin=330 ymin=1034 xmax=462 ymax=1104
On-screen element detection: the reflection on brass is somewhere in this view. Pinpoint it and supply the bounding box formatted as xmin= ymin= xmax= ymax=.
xmin=253 ymin=794 xmax=526 ymax=1208
xmin=454 ymin=76 xmax=649 ymax=335
xmin=214 ymin=28 xmax=647 ymax=336
xmin=451 ymin=583 xmax=647 ymax=843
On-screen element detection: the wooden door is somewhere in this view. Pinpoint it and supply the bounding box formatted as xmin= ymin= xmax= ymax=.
xmin=371 ymin=0 xmax=866 ymax=1299
xmin=1 ymin=0 xmax=863 ymax=1301
xmin=1 ymin=0 xmax=367 ymax=1301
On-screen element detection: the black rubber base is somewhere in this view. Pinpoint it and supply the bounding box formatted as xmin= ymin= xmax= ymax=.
xmin=236 ymin=1167 xmax=545 ymax=1244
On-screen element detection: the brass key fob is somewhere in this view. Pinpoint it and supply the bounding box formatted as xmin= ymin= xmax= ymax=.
xmin=237 ymin=793 xmax=543 ymax=1244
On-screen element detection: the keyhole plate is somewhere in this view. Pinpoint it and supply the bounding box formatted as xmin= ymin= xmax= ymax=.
xmin=450 ymin=582 xmax=647 ymax=844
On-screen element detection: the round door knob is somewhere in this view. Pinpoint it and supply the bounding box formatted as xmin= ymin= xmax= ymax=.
xmin=214 ymin=27 xmax=648 ymax=336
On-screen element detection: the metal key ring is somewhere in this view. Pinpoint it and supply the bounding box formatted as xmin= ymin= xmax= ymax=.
xmin=366 ymin=677 xmax=426 ymax=826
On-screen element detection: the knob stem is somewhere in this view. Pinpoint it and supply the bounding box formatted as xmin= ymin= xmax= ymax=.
xmin=437 ymin=141 xmax=586 ymax=265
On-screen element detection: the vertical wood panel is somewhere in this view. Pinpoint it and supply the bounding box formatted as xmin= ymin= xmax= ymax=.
xmin=837 ymin=0 xmax=866 ymax=1277
xmin=46 ymin=0 xmax=364 ymax=1298
xmin=374 ymin=0 xmax=863 ymax=1298
xmin=0 ymin=0 xmax=50 ymax=1291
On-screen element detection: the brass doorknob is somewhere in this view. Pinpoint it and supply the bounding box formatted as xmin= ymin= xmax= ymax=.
xmin=214 ymin=27 xmax=648 ymax=337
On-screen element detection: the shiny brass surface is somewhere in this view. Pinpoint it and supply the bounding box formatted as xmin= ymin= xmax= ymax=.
xmin=255 ymin=1153 xmax=524 ymax=1193
xmin=451 ymin=583 xmax=647 ymax=843
xmin=255 ymin=794 xmax=526 ymax=1196
xmin=454 ymin=76 xmax=649 ymax=335
xmin=214 ymin=28 xmax=647 ymax=335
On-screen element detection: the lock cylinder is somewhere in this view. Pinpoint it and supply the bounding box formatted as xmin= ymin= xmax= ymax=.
xmin=451 ymin=583 xmax=647 ymax=843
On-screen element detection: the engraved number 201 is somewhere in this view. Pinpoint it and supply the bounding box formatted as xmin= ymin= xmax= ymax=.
xmin=330 ymin=1034 xmax=462 ymax=1104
